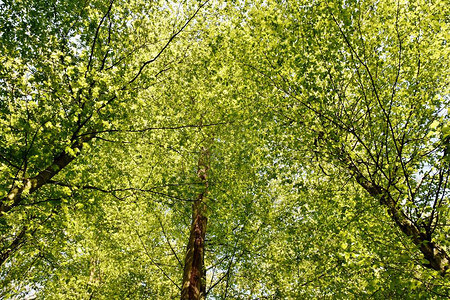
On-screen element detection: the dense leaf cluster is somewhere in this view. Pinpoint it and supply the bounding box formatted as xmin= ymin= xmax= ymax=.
xmin=0 ymin=0 xmax=449 ymax=298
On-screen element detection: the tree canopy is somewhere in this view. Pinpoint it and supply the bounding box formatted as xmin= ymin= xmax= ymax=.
xmin=0 ymin=0 xmax=449 ymax=298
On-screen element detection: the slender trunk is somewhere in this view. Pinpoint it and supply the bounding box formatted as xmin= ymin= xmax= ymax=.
xmin=0 ymin=227 xmax=26 ymax=266
xmin=181 ymin=148 xmax=209 ymax=300
xmin=0 ymin=135 xmax=94 ymax=215
xmin=353 ymin=171 xmax=450 ymax=275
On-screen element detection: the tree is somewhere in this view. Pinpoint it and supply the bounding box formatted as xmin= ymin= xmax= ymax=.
xmin=0 ymin=0 xmax=210 ymax=294
xmin=1 ymin=0 xmax=449 ymax=298
xmin=236 ymin=0 xmax=450 ymax=279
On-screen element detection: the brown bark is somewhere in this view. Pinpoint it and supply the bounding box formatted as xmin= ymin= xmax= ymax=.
xmin=353 ymin=171 xmax=450 ymax=275
xmin=0 ymin=135 xmax=94 ymax=216
xmin=181 ymin=148 xmax=209 ymax=300
xmin=0 ymin=227 xmax=26 ymax=266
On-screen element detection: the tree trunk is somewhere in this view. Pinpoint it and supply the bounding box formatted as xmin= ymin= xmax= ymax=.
xmin=181 ymin=148 xmax=209 ymax=300
xmin=0 ymin=135 xmax=94 ymax=216
xmin=0 ymin=227 xmax=26 ymax=266
xmin=353 ymin=170 xmax=450 ymax=275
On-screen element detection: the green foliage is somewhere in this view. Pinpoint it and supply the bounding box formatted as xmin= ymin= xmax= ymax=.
xmin=1 ymin=0 xmax=449 ymax=298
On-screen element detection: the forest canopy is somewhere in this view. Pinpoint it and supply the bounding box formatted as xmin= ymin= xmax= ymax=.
xmin=0 ymin=0 xmax=449 ymax=298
